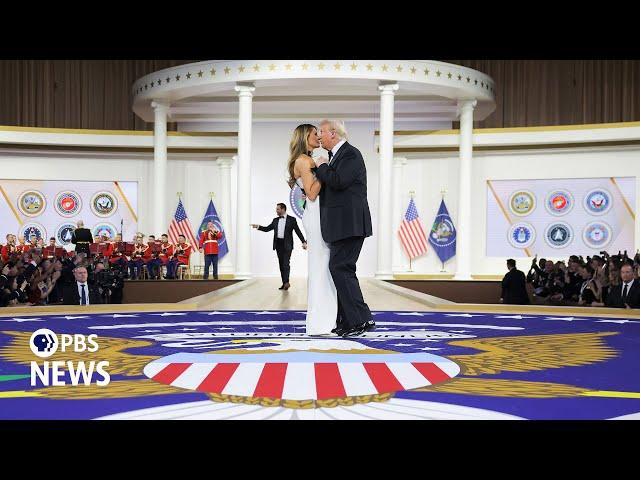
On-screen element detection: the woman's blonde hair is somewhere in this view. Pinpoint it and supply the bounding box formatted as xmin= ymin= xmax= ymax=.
xmin=287 ymin=123 xmax=316 ymax=188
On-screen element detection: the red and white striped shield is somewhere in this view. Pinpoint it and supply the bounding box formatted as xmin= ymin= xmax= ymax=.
xmin=144 ymin=352 xmax=460 ymax=401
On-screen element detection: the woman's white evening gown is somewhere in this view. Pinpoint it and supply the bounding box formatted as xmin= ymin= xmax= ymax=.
xmin=297 ymin=177 xmax=338 ymax=335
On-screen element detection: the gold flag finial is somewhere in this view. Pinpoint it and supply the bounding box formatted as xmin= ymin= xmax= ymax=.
xmin=209 ymin=192 xmax=215 ymax=198
xmin=177 ymin=192 xmax=183 ymax=198
xmin=409 ymin=190 xmax=415 ymax=198
xmin=440 ymin=188 xmax=447 ymax=198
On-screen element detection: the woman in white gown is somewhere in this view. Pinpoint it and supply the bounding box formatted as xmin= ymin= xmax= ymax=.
xmin=288 ymin=124 xmax=338 ymax=335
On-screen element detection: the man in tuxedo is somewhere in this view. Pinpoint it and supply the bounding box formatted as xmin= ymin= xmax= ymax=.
xmin=605 ymin=264 xmax=640 ymax=308
xmin=501 ymin=259 xmax=530 ymax=305
xmin=313 ymin=119 xmax=374 ymax=337
xmin=62 ymin=266 xmax=102 ymax=305
xmin=252 ymin=203 xmax=307 ymax=290
xmin=71 ymin=220 xmax=93 ymax=256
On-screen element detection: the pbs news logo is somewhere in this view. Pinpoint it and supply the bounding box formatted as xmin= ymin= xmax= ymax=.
xmin=29 ymin=329 xmax=110 ymax=387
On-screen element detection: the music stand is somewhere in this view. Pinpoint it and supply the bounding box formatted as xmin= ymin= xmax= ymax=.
xmin=54 ymin=247 xmax=65 ymax=258
xmin=150 ymin=242 xmax=162 ymax=254
xmin=89 ymin=243 xmax=99 ymax=255
xmin=124 ymin=242 xmax=135 ymax=256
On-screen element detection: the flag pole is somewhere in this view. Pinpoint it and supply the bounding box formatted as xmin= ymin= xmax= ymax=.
xmin=408 ymin=190 xmax=415 ymax=272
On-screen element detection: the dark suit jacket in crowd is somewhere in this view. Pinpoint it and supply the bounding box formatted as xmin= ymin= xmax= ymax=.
xmin=605 ymin=281 xmax=640 ymax=308
xmin=62 ymin=282 xmax=102 ymax=305
xmin=501 ymin=268 xmax=530 ymax=305
xmin=258 ymin=215 xmax=306 ymax=252
xmin=313 ymin=142 xmax=373 ymax=243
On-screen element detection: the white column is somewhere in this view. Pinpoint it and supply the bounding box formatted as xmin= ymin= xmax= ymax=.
xmin=391 ymin=157 xmax=408 ymax=273
xmin=454 ymin=99 xmax=477 ymax=280
xmin=152 ymin=100 xmax=169 ymax=236
xmin=234 ymin=83 xmax=255 ymax=279
xmin=375 ymin=82 xmax=399 ymax=279
xmin=216 ymin=156 xmax=235 ymax=276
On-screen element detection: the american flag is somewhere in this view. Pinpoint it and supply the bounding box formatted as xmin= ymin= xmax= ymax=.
xmin=398 ymin=198 xmax=428 ymax=259
xmin=168 ymin=199 xmax=198 ymax=247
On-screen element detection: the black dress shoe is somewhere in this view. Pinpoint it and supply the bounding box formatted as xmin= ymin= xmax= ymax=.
xmin=332 ymin=326 xmax=347 ymax=336
xmin=283 ymin=282 xmax=290 ymax=290
xmin=364 ymin=320 xmax=376 ymax=332
xmin=341 ymin=322 xmax=368 ymax=338
xmin=278 ymin=285 xmax=285 ymax=290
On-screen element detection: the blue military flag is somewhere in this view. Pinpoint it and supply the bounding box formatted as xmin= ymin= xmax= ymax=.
xmin=428 ymin=199 xmax=456 ymax=264
xmin=199 ymin=199 xmax=228 ymax=259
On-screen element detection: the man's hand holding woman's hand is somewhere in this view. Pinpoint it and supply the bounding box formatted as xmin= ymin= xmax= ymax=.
xmin=314 ymin=156 xmax=328 ymax=167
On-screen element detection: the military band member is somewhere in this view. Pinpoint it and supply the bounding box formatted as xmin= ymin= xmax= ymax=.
xmin=98 ymin=233 xmax=114 ymax=261
xmin=109 ymin=233 xmax=128 ymax=269
xmin=144 ymin=235 xmax=160 ymax=279
xmin=167 ymin=234 xmax=192 ymax=279
xmin=199 ymin=221 xmax=223 ymax=280
xmin=1 ymin=234 xmax=17 ymax=262
xmin=128 ymin=234 xmax=148 ymax=280
xmin=43 ymin=237 xmax=57 ymax=259
xmin=16 ymin=236 xmax=29 ymax=254
xmin=148 ymin=233 xmax=173 ymax=279
xmin=71 ymin=220 xmax=93 ymax=255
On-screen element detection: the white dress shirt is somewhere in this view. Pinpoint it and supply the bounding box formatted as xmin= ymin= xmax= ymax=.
xmin=77 ymin=281 xmax=90 ymax=305
xmin=277 ymin=216 xmax=286 ymax=239
xmin=329 ymin=139 xmax=346 ymax=165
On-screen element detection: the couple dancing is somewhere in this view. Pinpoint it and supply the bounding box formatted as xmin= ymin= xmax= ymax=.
xmin=289 ymin=119 xmax=375 ymax=337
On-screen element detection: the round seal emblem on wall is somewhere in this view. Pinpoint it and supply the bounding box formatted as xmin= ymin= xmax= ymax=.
xmin=509 ymin=190 xmax=536 ymax=216
xmin=583 ymin=189 xmax=612 ymax=216
xmin=544 ymin=222 xmax=573 ymax=249
xmin=54 ymin=191 xmax=82 ymax=217
xmin=17 ymin=190 xmax=46 ymax=217
xmin=56 ymin=223 xmax=76 ymax=245
xmin=22 ymin=223 xmax=46 ymax=242
xmin=545 ymin=190 xmax=574 ymax=216
xmin=92 ymin=223 xmax=117 ymax=240
xmin=91 ymin=191 xmax=118 ymax=217
xmin=582 ymin=221 xmax=612 ymax=249
xmin=508 ymin=222 xmax=536 ymax=249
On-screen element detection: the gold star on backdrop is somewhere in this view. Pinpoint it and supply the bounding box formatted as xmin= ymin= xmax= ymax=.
xmin=150 ymin=81 xmax=154 ymax=87
xmin=424 ymin=68 xmax=429 ymax=75
xmin=197 ymin=71 xmax=203 ymax=77
xmin=396 ymin=65 xmax=403 ymax=72
xmin=317 ymin=63 xmax=325 ymax=70
xmin=436 ymin=70 xmax=441 ymax=76
xmin=366 ymin=64 xmax=373 ymax=71
xmin=466 ymin=77 xmax=470 ymax=82
xmin=145 ymin=84 xmax=148 ymax=90
xmin=447 ymin=72 xmax=452 ymax=79
xmin=157 ymin=79 xmax=162 ymax=85
xmin=457 ymin=74 xmax=462 ymax=80
xmin=186 ymin=72 xmax=192 ymax=79
xmin=381 ymin=65 xmax=388 ymax=72
xmin=474 ymin=79 xmax=478 ymax=84
xmin=166 ymin=77 xmax=171 ymax=83
xmin=481 ymin=81 xmax=484 ymax=87
xmin=175 ymin=74 xmax=180 ymax=81
xmin=302 ymin=63 xmax=309 ymax=70
xmin=253 ymin=64 xmax=260 ymax=72
xmin=410 ymin=67 xmax=416 ymax=74
xmin=238 ymin=66 xmax=245 ymax=73
xmin=334 ymin=63 xmax=342 ymax=70
xmin=210 ymin=68 xmax=216 ymax=76
xmin=285 ymin=64 xmax=292 ymax=70
xmin=269 ymin=64 xmax=276 ymax=71
xmin=224 ymin=67 xmax=231 ymax=74
xmin=351 ymin=63 xmax=357 ymax=70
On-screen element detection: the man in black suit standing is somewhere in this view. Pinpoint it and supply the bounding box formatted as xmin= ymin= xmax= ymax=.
xmin=252 ymin=203 xmax=307 ymax=290
xmin=501 ymin=259 xmax=530 ymax=305
xmin=71 ymin=220 xmax=93 ymax=256
xmin=605 ymin=263 xmax=640 ymax=308
xmin=62 ymin=265 xmax=102 ymax=305
xmin=313 ymin=119 xmax=374 ymax=337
